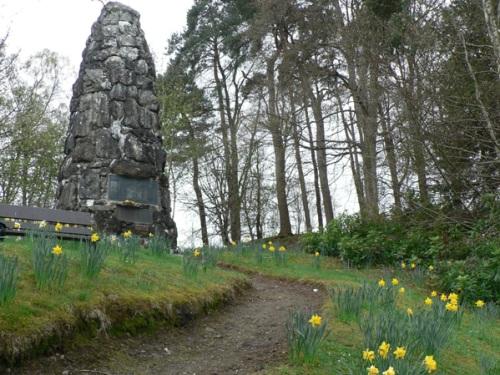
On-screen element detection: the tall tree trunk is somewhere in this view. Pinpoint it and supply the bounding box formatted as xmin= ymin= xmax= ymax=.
xmin=378 ymin=101 xmax=402 ymax=213
xmin=345 ymin=52 xmax=380 ymax=221
xmin=406 ymin=54 xmax=430 ymax=206
xmin=255 ymin=146 xmax=263 ymax=239
xmin=361 ymin=62 xmax=380 ymax=220
xmin=267 ymin=55 xmax=292 ymax=237
xmin=212 ymin=41 xmax=241 ymax=242
xmin=303 ymin=96 xmax=323 ymax=230
xmin=289 ymin=89 xmax=312 ymax=232
xmin=192 ymin=155 xmax=209 ymax=245
xmin=336 ymin=91 xmax=367 ymax=215
xmin=303 ymin=78 xmax=334 ymax=224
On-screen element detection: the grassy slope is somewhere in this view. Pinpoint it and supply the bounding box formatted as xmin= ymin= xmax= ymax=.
xmin=220 ymin=250 xmax=500 ymax=375
xmin=0 ymin=238 xmax=247 ymax=360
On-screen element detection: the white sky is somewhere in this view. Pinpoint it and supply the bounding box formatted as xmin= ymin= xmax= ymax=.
xmin=0 ymin=0 xmax=193 ymax=99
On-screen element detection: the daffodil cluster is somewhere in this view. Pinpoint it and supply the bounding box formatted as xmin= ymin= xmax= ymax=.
xmin=362 ymin=342 xmax=438 ymax=374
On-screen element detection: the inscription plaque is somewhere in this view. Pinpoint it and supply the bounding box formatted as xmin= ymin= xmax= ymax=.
xmin=108 ymin=175 xmax=159 ymax=205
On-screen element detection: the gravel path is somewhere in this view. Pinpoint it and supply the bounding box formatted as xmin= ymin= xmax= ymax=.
xmin=5 ymin=275 xmax=324 ymax=375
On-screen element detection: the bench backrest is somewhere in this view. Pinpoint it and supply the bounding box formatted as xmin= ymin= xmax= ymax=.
xmin=0 ymin=204 xmax=92 ymax=226
xmin=0 ymin=204 xmax=93 ymax=239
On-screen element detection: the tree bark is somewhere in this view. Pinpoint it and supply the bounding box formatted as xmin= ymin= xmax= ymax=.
xmin=267 ymin=55 xmax=292 ymax=237
xmin=302 ymin=96 xmax=323 ymax=230
xmin=289 ymin=89 xmax=312 ymax=232
xmin=336 ymin=91 xmax=367 ymax=216
xmin=303 ymin=78 xmax=334 ymax=224
xmin=212 ymin=40 xmax=241 ymax=242
xmin=378 ymin=101 xmax=402 ymax=213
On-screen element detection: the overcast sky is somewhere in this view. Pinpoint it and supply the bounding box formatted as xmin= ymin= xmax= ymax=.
xmin=0 ymin=0 xmax=193 ymax=97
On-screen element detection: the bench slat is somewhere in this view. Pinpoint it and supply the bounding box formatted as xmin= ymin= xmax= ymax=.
xmin=0 ymin=204 xmax=92 ymax=225
xmin=3 ymin=222 xmax=92 ymax=236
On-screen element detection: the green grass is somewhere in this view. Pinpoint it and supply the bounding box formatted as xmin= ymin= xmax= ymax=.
xmin=0 ymin=237 xmax=247 ymax=361
xmin=221 ymin=247 xmax=500 ymax=375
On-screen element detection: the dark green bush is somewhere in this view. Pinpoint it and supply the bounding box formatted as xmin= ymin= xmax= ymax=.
xmin=301 ymin=195 xmax=499 ymax=302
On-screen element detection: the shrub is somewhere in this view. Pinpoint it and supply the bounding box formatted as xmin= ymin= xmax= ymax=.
xmin=0 ymin=254 xmax=18 ymax=304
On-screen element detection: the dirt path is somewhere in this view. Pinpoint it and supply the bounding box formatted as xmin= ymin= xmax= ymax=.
xmin=5 ymin=276 xmax=324 ymax=375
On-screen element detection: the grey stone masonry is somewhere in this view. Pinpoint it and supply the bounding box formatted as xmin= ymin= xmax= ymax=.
xmin=57 ymin=1 xmax=176 ymax=246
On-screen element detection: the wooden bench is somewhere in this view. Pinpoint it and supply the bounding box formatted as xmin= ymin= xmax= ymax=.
xmin=0 ymin=203 xmax=93 ymax=241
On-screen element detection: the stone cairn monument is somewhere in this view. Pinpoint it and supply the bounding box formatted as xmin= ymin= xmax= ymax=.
xmin=57 ymin=2 xmax=176 ymax=246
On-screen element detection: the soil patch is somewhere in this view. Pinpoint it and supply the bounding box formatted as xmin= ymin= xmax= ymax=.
xmin=4 ymin=275 xmax=324 ymax=375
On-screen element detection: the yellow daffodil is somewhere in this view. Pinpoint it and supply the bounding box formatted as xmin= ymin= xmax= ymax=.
xmin=383 ymin=366 xmax=396 ymax=375
xmin=193 ymin=248 xmax=201 ymax=257
xmin=445 ymin=302 xmax=458 ymax=312
xmin=428 ymin=265 xmax=434 ymax=271
xmin=54 ymin=222 xmax=63 ymax=232
xmin=279 ymin=245 xmax=286 ymax=252
xmin=91 ymin=233 xmax=100 ymax=243
xmin=367 ymin=365 xmax=380 ymax=375
xmin=122 ymin=229 xmax=132 ymax=239
xmin=267 ymin=241 xmax=273 ymax=245
xmin=391 ymin=278 xmax=399 ymax=286
xmin=394 ymin=346 xmax=406 ymax=359
xmin=52 ymin=245 xmax=63 ymax=256
xmin=407 ymin=307 xmax=413 ymax=317
xmin=401 ymin=262 xmax=406 ymax=269
xmin=399 ymin=287 xmax=405 ymax=294
xmin=424 ymin=355 xmax=437 ymax=373
xmin=315 ymin=251 xmax=320 ymax=257
xmin=262 ymin=243 xmax=267 ymax=250
xmin=378 ymin=341 xmax=390 ymax=359
xmin=425 ymin=297 xmax=433 ymax=306
xmin=38 ymin=220 xmax=47 ymax=228
xmin=14 ymin=222 xmax=21 ymax=230
xmin=269 ymin=245 xmax=276 ymax=252
xmin=431 ymin=291 xmax=437 ymax=297
xmin=363 ymin=349 xmax=375 ymax=362
xmin=448 ymin=293 xmax=459 ymax=303
xmin=411 ymin=262 xmax=416 ymax=269
xmin=308 ymin=314 xmax=322 ymax=327
xmin=149 ymin=232 xmax=154 ymax=238
xmin=378 ymin=279 xmax=386 ymax=287
xmin=475 ymin=300 xmax=485 ymax=308
xmin=440 ymin=293 xmax=447 ymax=302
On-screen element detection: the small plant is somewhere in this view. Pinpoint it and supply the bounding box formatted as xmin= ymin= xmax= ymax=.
xmin=255 ymin=244 xmax=264 ymax=264
xmin=33 ymin=239 xmax=68 ymax=290
xmin=120 ymin=233 xmax=140 ymax=263
xmin=313 ymin=250 xmax=321 ymax=269
xmin=0 ymin=254 xmax=18 ymax=304
xmin=276 ymin=245 xmax=287 ymax=266
xmin=81 ymin=238 xmax=108 ymax=278
xmin=286 ymin=310 xmax=328 ymax=364
xmin=201 ymin=246 xmax=219 ymax=271
xmin=183 ymin=248 xmax=202 ymax=277
xmin=148 ymin=233 xmax=171 ymax=256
